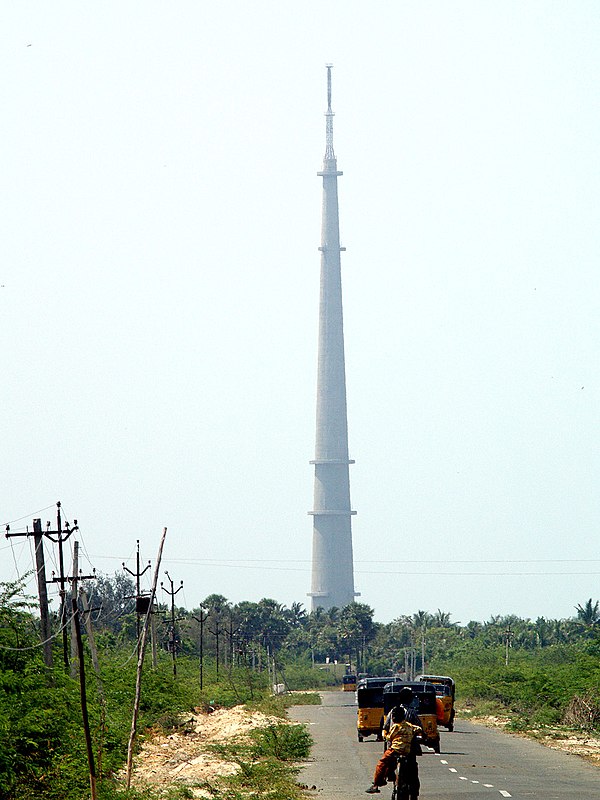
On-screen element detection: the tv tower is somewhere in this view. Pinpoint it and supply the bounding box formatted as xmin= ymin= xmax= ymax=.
xmin=308 ymin=65 xmax=358 ymax=611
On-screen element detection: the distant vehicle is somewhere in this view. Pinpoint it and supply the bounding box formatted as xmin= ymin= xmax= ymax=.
xmin=383 ymin=681 xmax=441 ymax=753
xmin=342 ymin=673 xmax=357 ymax=692
xmin=356 ymin=677 xmax=390 ymax=741
xmin=417 ymin=674 xmax=456 ymax=731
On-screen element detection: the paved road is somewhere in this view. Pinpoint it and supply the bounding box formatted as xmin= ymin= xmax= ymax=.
xmin=289 ymin=691 xmax=600 ymax=799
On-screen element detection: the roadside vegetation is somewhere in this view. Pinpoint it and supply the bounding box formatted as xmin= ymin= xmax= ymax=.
xmin=1 ymin=573 xmax=599 ymax=798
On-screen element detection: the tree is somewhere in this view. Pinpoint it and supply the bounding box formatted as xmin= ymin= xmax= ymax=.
xmin=285 ymin=601 xmax=308 ymax=628
xmin=202 ymin=594 xmax=230 ymax=616
xmin=431 ymin=609 xmax=455 ymax=629
xmin=80 ymin=571 xmax=136 ymax=635
xmin=575 ymin=599 xmax=600 ymax=627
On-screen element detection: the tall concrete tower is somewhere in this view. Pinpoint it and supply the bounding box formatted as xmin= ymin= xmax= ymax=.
xmin=308 ymin=65 xmax=357 ymax=611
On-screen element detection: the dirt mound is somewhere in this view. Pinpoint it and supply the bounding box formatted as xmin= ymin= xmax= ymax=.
xmin=125 ymin=705 xmax=287 ymax=798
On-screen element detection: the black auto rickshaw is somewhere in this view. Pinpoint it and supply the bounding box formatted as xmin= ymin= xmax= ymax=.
xmin=383 ymin=681 xmax=441 ymax=753
xmin=356 ymin=677 xmax=390 ymax=741
xmin=417 ymin=674 xmax=456 ymax=731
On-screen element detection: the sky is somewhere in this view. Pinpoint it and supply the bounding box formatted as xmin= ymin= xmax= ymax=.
xmin=1 ymin=2 xmax=598 ymax=626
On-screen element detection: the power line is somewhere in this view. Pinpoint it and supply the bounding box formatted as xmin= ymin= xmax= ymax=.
xmin=0 ymin=610 xmax=75 ymax=652
xmin=1 ymin=503 xmax=56 ymax=528
xmin=87 ymin=553 xmax=600 ymax=565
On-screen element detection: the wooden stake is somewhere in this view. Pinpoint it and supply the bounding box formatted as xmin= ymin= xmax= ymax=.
xmin=126 ymin=527 xmax=167 ymax=789
xmin=80 ymin=588 xmax=106 ymax=778
xmin=72 ymin=596 xmax=97 ymax=800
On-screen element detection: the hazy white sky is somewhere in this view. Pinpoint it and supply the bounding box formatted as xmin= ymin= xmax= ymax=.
xmin=1 ymin=2 xmax=598 ymax=625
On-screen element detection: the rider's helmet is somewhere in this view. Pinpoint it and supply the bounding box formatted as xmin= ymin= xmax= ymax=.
xmin=397 ymin=687 xmax=414 ymax=706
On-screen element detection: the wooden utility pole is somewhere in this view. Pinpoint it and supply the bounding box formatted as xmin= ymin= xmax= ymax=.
xmin=33 ymin=518 xmax=53 ymax=669
xmin=5 ymin=502 xmax=85 ymax=672
xmin=126 ymin=527 xmax=167 ymax=789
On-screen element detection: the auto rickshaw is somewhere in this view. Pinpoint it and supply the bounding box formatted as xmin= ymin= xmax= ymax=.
xmin=417 ymin=674 xmax=456 ymax=731
xmin=383 ymin=681 xmax=441 ymax=753
xmin=356 ymin=677 xmax=390 ymax=741
xmin=342 ymin=673 xmax=357 ymax=692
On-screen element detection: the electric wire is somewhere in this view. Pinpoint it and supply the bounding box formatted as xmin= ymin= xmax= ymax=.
xmin=1 ymin=503 xmax=56 ymax=528
xmin=115 ymin=628 xmax=146 ymax=669
xmin=83 ymin=553 xmax=600 ymax=577
xmin=0 ymin=609 xmax=76 ymax=652
xmin=88 ymin=553 xmax=600 ymax=565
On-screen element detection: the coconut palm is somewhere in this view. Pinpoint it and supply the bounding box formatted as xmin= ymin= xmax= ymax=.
xmin=431 ymin=609 xmax=455 ymax=628
xmin=575 ymin=598 xmax=600 ymax=626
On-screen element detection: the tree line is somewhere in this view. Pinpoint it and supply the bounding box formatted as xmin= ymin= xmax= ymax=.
xmin=78 ymin=572 xmax=600 ymax=676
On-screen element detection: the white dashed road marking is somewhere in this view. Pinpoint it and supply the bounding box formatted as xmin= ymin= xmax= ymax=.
xmin=440 ymin=756 xmax=511 ymax=796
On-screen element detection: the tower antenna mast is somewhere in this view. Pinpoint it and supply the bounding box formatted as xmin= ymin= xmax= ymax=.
xmin=308 ymin=65 xmax=358 ymax=610
xmin=325 ymin=63 xmax=335 ymax=160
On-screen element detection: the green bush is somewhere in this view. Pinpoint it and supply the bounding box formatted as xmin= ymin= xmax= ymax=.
xmin=251 ymin=724 xmax=312 ymax=761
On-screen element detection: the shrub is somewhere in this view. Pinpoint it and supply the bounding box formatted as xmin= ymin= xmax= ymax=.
xmin=251 ymin=724 xmax=312 ymax=761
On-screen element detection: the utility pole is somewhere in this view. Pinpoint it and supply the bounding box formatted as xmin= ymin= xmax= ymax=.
xmin=161 ymin=572 xmax=183 ymax=676
xmin=33 ymin=518 xmax=52 ymax=669
xmin=190 ymin=605 xmax=209 ymax=689
xmin=66 ymin=540 xmax=95 ymax=677
xmin=150 ymin=601 xmax=158 ymax=668
xmin=504 ymin=625 xmax=514 ymax=666
xmin=70 ymin=541 xmax=79 ymax=676
xmin=225 ymin=611 xmax=241 ymax=668
xmin=123 ymin=540 xmax=151 ymax=658
xmin=47 ymin=502 xmax=78 ymax=670
xmin=209 ymin=615 xmax=221 ymax=681
xmin=4 ymin=501 xmax=83 ymax=671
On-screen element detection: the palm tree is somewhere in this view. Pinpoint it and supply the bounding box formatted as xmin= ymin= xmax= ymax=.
xmin=431 ymin=609 xmax=455 ymax=628
xmin=575 ymin=598 xmax=600 ymax=626
xmin=412 ymin=610 xmax=431 ymax=630
xmin=285 ymin=601 xmax=308 ymax=628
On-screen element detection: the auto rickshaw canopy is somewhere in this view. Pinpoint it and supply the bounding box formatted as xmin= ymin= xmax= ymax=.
xmin=417 ymin=674 xmax=455 ymax=698
xmin=382 ymin=681 xmax=438 ymax=717
xmin=356 ymin=677 xmax=391 ymax=709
